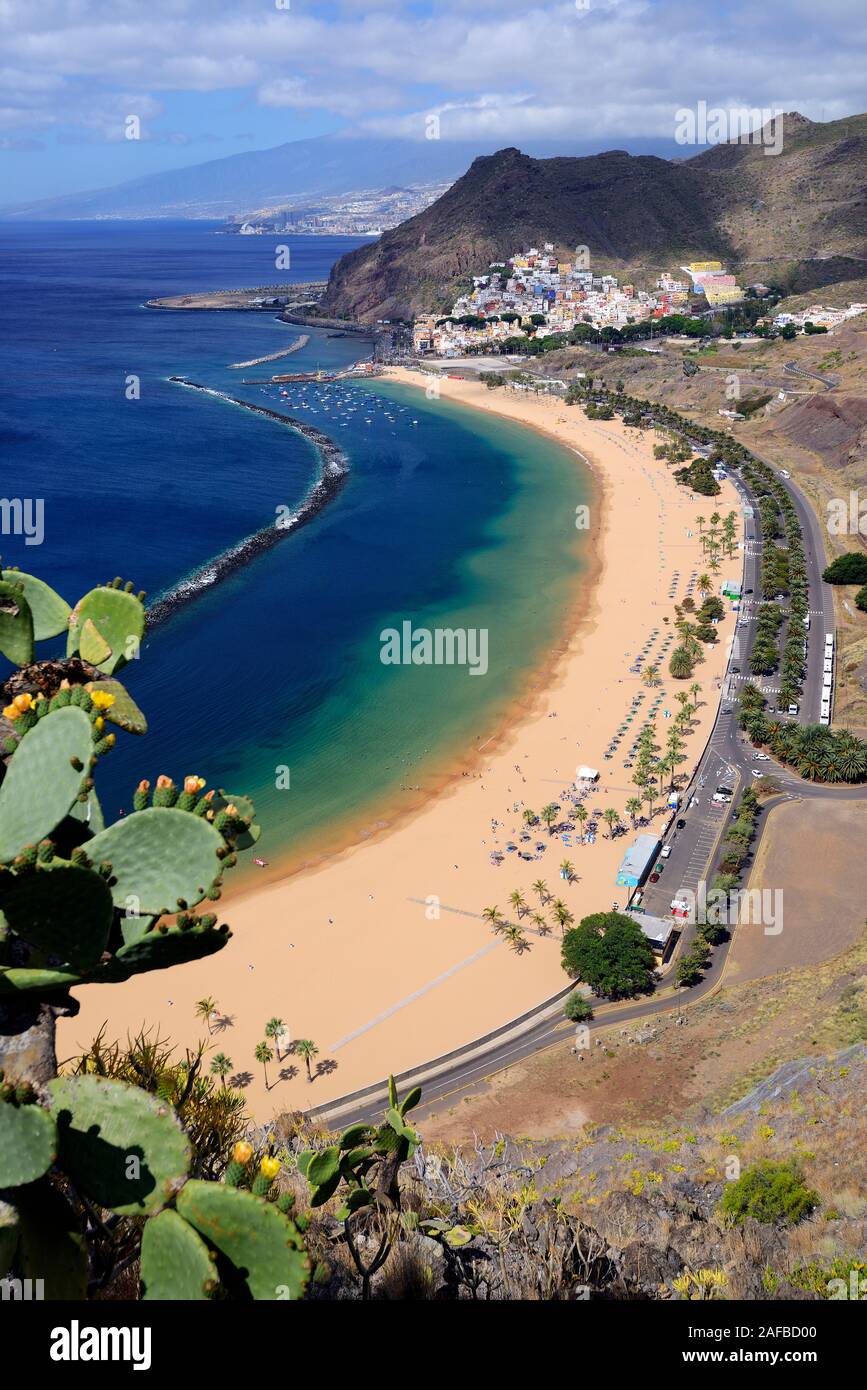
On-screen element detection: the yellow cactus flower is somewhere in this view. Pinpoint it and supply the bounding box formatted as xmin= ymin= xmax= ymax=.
xmin=94 ymin=717 xmax=105 ymax=733
xmin=184 ymin=775 xmax=206 ymax=795
xmin=12 ymin=693 xmax=34 ymax=713
xmin=259 ymin=1155 xmax=281 ymax=1180
xmin=89 ymin=690 xmax=116 ymax=711
xmin=2 ymin=703 xmax=19 ymax=722
xmin=232 ymin=1141 xmax=254 ymax=1166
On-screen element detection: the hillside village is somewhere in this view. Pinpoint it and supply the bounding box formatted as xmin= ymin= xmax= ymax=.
xmin=412 ymin=249 xmax=752 ymax=355
xmin=413 ymin=246 xmax=866 ymax=357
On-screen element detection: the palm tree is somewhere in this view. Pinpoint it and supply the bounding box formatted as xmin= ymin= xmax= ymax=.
xmin=690 ymin=681 xmax=702 ymax=706
xmin=296 ymin=1039 xmax=319 ymax=1084
xmin=503 ymin=923 xmax=528 ymax=954
xmin=509 ymin=889 xmax=527 ymax=918
xmin=540 ymin=803 xmax=559 ymax=835
xmin=532 ymin=878 xmax=549 ymax=904
xmin=531 ymin=912 xmax=550 ymax=936
xmin=254 ymin=1041 xmax=273 ymax=1089
xmin=559 ymin=858 xmax=575 ymax=884
xmin=602 ymin=808 xmax=621 ymax=837
xmin=195 ymin=997 xmax=218 ymax=1033
xmin=574 ymin=805 xmax=589 ymax=841
xmin=522 ymin=808 xmax=538 ymax=827
xmin=551 ymin=900 xmax=574 ymax=934
xmin=482 ymin=905 xmax=501 ymax=927
xmin=210 ymin=1053 xmax=233 ymax=1089
xmin=697 ymin=573 xmax=712 ymax=598
xmin=626 ymin=796 xmax=642 ymax=827
xmin=265 ymin=1017 xmax=286 ymax=1061
xmin=695 ymin=516 xmax=705 ymax=536
xmin=642 ymin=663 xmax=660 ymax=688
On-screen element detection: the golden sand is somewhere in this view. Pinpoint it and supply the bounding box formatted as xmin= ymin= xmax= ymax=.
xmin=59 ymin=370 xmax=739 ymax=1119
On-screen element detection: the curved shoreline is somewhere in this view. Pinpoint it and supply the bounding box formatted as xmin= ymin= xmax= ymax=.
xmin=148 ymin=378 xmax=349 ymax=628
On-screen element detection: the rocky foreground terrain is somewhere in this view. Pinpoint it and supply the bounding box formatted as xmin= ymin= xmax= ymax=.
xmin=259 ymin=1046 xmax=867 ymax=1300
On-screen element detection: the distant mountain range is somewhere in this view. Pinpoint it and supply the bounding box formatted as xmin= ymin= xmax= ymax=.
xmin=320 ymin=113 xmax=867 ymax=322
xmin=0 ymin=131 xmax=690 ymax=221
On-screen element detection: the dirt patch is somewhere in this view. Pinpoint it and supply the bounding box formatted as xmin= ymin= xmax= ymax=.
xmin=768 ymin=393 xmax=867 ymax=470
xmin=724 ymin=798 xmax=867 ymax=984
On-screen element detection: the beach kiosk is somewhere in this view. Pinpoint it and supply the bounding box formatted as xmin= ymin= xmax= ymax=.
xmin=575 ymin=765 xmax=600 ymax=785
xmin=616 ymin=834 xmax=661 ymax=888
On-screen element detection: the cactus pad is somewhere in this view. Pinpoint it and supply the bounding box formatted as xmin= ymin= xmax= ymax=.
xmin=0 ymin=966 xmax=82 ymax=994
xmin=177 ymin=1180 xmax=309 ymax=1301
xmin=67 ymin=586 xmax=145 ymax=675
xmin=0 ymin=579 xmax=34 ymax=667
xmin=0 ymin=1098 xmax=57 ymax=1186
xmin=84 ymin=679 xmax=148 ymax=735
xmin=0 ymin=569 xmax=71 ymax=641
xmin=0 ymin=706 xmax=94 ymax=863
xmin=0 ymin=863 xmax=114 ymax=971
xmin=48 ymin=1074 xmax=191 ymax=1215
xmin=110 ymin=917 xmax=229 ymax=978
xmin=140 ymin=1208 xmax=216 ymax=1301
xmin=13 ymin=1179 xmax=88 ymax=1300
xmin=84 ymin=806 xmax=225 ymax=914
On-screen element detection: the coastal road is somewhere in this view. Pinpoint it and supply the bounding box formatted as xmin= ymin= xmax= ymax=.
xmin=304 ymin=410 xmax=855 ymax=1132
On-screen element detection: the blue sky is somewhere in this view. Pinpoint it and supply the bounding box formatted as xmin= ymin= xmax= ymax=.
xmin=2 ymin=0 xmax=866 ymax=200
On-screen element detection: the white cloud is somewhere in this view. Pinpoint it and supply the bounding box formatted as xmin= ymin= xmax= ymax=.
xmin=0 ymin=0 xmax=864 ymax=147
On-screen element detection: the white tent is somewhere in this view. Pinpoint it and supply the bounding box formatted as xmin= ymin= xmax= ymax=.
xmin=576 ymin=766 xmax=600 ymax=782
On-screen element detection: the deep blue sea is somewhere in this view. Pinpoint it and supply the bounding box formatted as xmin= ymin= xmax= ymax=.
xmin=0 ymin=222 xmax=588 ymax=872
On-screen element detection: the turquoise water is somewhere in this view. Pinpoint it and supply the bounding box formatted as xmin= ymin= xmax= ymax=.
xmin=0 ymin=222 xmax=590 ymax=871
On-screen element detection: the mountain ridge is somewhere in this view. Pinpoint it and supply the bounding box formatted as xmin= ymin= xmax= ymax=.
xmin=320 ymin=113 xmax=867 ymax=322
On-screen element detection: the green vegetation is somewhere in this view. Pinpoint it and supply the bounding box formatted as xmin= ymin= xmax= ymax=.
xmin=561 ymin=911 xmax=657 ymax=1000
xmin=719 ymin=1160 xmax=819 ymax=1227
xmin=563 ymin=991 xmax=594 ymax=1022
xmin=673 ymin=458 xmax=721 ymax=496
xmin=823 ymin=552 xmax=867 ymax=585
xmin=739 ymin=684 xmax=867 ymax=781
xmin=0 ymin=566 xmax=310 ymax=1301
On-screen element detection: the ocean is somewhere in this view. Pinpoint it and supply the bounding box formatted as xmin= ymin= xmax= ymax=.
xmin=0 ymin=221 xmax=590 ymax=872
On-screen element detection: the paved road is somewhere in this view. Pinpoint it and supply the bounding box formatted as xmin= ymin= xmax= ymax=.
xmin=784 ymin=359 xmax=841 ymax=390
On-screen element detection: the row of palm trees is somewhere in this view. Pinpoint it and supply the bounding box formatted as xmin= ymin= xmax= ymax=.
xmin=193 ymin=998 xmax=320 ymax=1090
xmin=482 ymin=879 xmax=577 ymax=952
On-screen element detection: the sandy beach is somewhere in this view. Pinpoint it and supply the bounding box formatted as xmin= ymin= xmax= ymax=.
xmin=59 ymin=370 xmax=739 ymax=1119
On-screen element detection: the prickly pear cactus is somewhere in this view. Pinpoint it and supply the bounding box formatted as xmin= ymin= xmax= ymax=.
xmin=0 ymin=862 xmax=114 ymax=972
xmin=48 ymin=1074 xmax=191 ymax=1216
xmin=67 ymin=584 xmax=145 ymax=675
xmin=0 ymin=579 xmax=34 ymax=667
xmin=85 ymin=806 xmax=226 ymax=915
xmin=0 ymin=706 xmax=94 ymax=861
xmin=176 ymin=1180 xmax=310 ymax=1300
xmin=0 ymin=565 xmax=283 ymax=1301
xmin=0 ymin=569 xmax=71 ymax=641
xmin=139 ymin=1208 xmax=216 ymax=1300
xmin=0 ymin=1084 xmax=57 ymax=1186
xmin=84 ymin=678 xmax=147 ymax=735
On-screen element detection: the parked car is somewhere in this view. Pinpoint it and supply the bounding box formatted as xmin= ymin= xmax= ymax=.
xmin=755 ymin=753 xmax=771 ymax=761
xmin=751 ymin=769 xmax=765 ymax=778
xmin=676 ymin=818 xmax=687 ymax=829
xmin=648 ymin=872 xmax=660 ymax=883
xmin=660 ymin=845 xmax=672 ymax=859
